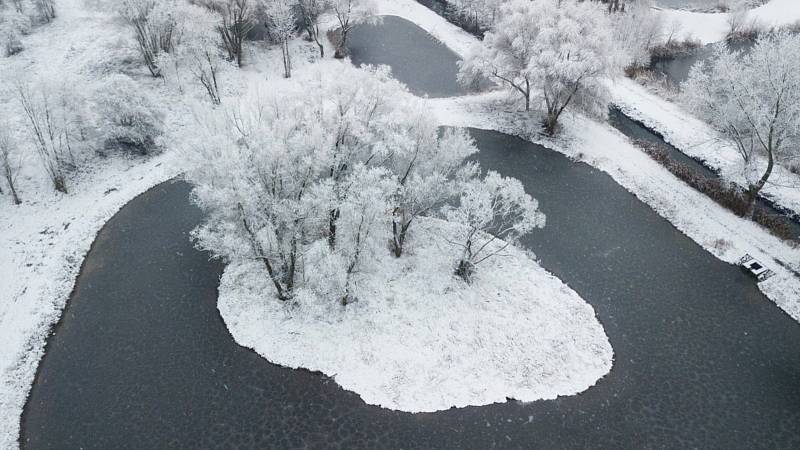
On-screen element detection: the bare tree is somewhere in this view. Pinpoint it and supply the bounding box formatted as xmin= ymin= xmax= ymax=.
xmin=16 ymin=81 xmax=79 ymax=194
xmin=443 ymin=171 xmax=545 ymax=283
xmin=264 ymin=0 xmax=296 ymax=78
xmin=297 ymin=0 xmax=329 ymax=57
xmin=683 ymin=32 xmax=800 ymax=217
xmin=0 ymin=124 xmax=22 ymax=205
xmin=330 ymin=0 xmax=375 ymax=59
xmin=119 ymin=0 xmax=182 ymax=77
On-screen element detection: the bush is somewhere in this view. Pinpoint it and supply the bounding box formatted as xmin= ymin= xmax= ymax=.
xmin=95 ymin=75 xmax=163 ymax=155
xmin=754 ymin=209 xmax=796 ymax=241
xmin=649 ymin=39 xmax=701 ymax=61
xmin=0 ymin=7 xmax=30 ymax=56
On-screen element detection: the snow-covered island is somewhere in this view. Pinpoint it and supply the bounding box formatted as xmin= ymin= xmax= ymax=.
xmin=219 ymin=218 xmax=612 ymax=412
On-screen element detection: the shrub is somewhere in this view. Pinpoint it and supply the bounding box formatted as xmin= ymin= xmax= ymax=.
xmin=95 ymin=75 xmax=163 ymax=155
xmin=649 ymin=39 xmax=701 ymax=61
xmin=634 ymin=139 xmax=799 ymax=242
xmin=753 ymin=209 xmax=797 ymax=242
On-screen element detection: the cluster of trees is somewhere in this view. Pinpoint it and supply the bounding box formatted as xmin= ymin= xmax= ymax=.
xmin=683 ymin=31 xmax=800 ymax=217
xmin=458 ymin=0 xmax=619 ymax=135
xmin=0 ymin=0 xmax=56 ymax=56
xmin=119 ymin=0 xmax=375 ymax=84
xmin=1 ymin=73 xmax=163 ymax=202
xmin=186 ymin=65 xmax=544 ymax=304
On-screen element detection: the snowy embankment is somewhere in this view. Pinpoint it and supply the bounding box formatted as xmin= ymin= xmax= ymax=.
xmin=611 ymin=78 xmax=800 ymax=217
xmin=654 ymin=0 xmax=800 ymax=44
xmin=367 ymin=0 xmax=800 ymax=322
xmin=219 ymin=218 xmax=612 ymax=412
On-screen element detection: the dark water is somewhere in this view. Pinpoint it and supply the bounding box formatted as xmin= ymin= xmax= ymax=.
xmin=22 ymin=13 xmax=800 ymax=450
xmin=348 ymin=16 xmax=468 ymax=98
xmin=652 ymin=41 xmax=753 ymax=86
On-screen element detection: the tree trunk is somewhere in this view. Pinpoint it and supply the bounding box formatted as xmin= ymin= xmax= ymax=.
xmin=317 ymin=40 xmax=325 ymax=58
xmin=335 ymin=29 xmax=348 ymax=59
xmin=745 ymin=149 xmax=774 ymax=218
xmin=544 ymin=112 xmax=558 ymax=136
xmin=282 ymin=39 xmax=291 ymax=78
xmin=328 ymin=208 xmax=339 ymax=248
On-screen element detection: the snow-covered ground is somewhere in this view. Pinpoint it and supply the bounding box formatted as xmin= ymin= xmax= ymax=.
xmin=221 ymin=218 xmax=613 ymax=412
xmin=655 ymin=0 xmax=800 ymax=44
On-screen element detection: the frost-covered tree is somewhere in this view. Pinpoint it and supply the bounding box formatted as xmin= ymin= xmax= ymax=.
xmin=443 ymin=171 xmax=545 ymax=283
xmin=95 ymin=74 xmax=163 ymax=155
xmin=328 ymin=166 xmax=395 ymax=305
xmin=683 ymin=32 xmax=800 ymax=217
xmin=187 ymin=85 xmax=328 ymax=301
xmin=330 ymin=0 xmax=376 ymax=58
xmin=297 ymin=0 xmax=329 ymax=57
xmin=0 ymin=124 xmax=22 ymax=205
xmin=458 ymin=0 xmax=618 ymax=135
xmin=16 ymin=79 xmax=85 ymax=194
xmin=207 ymin=0 xmax=255 ymax=67
xmin=311 ymin=66 xmax=398 ymax=248
xmin=119 ymin=0 xmax=184 ymax=77
xmin=613 ymin=0 xmax=663 ymax=69
xmin=263 ymin=0 xmax=296 ymax=78
xmin=384 ymin=121 xmax=479 ymax=257
xmin=438 ymin=0 xmax=502 ymax=34
xmin=161 ymin=2 xmax=229 ymax=103
xmin=0 ymin=3 xmax=29 ymax=56
xmin=33 ymin=0 xmax=54 ymax=22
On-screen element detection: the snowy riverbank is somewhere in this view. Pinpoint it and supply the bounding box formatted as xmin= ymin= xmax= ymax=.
xmin=219 ymin=218 xmax=613 ymax=412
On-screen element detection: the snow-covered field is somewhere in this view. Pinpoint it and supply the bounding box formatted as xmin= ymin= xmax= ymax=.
xmin=219 ymin=218 xmax=612 ymax=412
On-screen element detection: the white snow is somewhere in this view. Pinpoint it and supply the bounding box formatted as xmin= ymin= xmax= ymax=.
xmin=219 ymin=218 xmax=613 ymax=412
xmin=654 ymin=0 xmax=800 ymax=44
